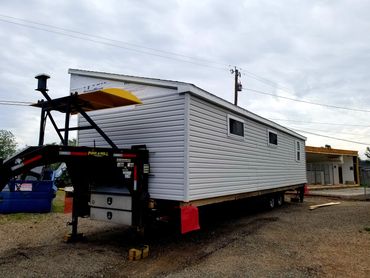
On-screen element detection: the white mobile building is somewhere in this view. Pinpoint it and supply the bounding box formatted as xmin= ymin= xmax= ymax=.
xmin=69 ymin=69 xmax=306 ymax=206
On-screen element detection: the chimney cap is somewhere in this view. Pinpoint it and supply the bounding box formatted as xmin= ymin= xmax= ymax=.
xmin=35 ymin=73 xmax=50 ymax=79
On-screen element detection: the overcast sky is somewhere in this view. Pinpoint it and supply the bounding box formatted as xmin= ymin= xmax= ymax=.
xmin=1 ymin=0 xmax=370 ymax=158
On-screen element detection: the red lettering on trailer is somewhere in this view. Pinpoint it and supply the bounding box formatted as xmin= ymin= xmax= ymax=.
xmin=23 ymin=155 xmax=42 ymax=166
xmin=70 ymin=152 xmax=88 ymax=156
xmin=113 ymin=153 xmax=137 ymax=158
xmin=123 ymin=153 xmax=137 ymax=158
xmin=59 ymin=151 xmax=88 ymax=156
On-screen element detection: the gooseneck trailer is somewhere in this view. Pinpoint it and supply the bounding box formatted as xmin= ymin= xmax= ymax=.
xmin=0 ymin=71 xmax=306 ymax=240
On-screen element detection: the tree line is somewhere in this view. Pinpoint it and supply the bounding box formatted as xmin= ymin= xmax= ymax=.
xmin=0 ymin=130 xmax=76 ymax=160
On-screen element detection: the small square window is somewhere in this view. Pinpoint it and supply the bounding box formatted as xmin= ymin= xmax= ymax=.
xmin=268 ymin=130 xmax=278 ymax=146
xmin=227 ymin=115 xmax=244 ymax=138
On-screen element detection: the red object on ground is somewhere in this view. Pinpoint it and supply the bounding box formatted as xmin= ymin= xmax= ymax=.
xmin=64 ymin=196 xmax=73 ymax=213
xmin=304 ymin=184 xmax=309 ymax=195
xmin=180 ymin=205 xmax=200 ymax=234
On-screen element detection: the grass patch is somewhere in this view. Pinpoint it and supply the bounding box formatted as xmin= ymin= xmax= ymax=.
xmin=0 ymin=212 xmax=48 ymax=224
xmin=52 ymin=190 xmax=65 ymax=213
xmin=364 ymin=227 xmax=370 ymax=232
xmin=0 ymin=213 xmax=32 ymax=222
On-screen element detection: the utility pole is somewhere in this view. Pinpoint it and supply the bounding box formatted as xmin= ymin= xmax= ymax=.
xmin=231 ymin=67 xmax=242 ymax=106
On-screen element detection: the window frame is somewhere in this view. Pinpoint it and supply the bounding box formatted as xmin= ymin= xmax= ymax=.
xmin=267 ymin=129 xmax=278 ymax=147
xmin=295 ymin=140 xmax=301 ymax=162
xmin=227 ymin=114 xmax=245 ymax=139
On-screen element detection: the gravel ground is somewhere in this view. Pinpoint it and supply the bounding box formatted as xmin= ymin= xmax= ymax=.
xmin=0 ymin=196 xmax=369 ymax=277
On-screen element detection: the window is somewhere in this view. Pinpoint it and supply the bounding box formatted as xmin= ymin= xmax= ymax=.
xmin=268 ymin=130 xmax=278 ymax=146
xmin=295 ymin=140 xmax=301 ymax=162
xmin=228 ymin=115 xmax=244 ymax=138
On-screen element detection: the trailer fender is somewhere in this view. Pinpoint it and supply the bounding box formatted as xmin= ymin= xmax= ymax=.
xmin=180 ymin=205 xmax=200 ymax=234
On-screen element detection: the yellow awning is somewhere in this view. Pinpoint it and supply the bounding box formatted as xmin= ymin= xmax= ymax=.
xmin=32 ymin=88 xmax=142 ymax=114
xmin=78 ymin=88 xmax=142 ymax=110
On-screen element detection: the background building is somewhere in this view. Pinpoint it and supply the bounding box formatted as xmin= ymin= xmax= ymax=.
xmin=306 ymin=146 xmax=359 ymax=186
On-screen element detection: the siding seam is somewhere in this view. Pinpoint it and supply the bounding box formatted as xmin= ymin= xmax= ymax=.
xmin=183 ymin=93 xmax=190 ymax=202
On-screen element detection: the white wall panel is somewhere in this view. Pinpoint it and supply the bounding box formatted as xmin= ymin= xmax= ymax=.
xmin=71 ymin=74 xmax=186 ymax=201
xmin=188 ymin=95 xmax=306 ymax=200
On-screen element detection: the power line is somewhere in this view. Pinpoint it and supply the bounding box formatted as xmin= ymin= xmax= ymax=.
xmin=269 ymin=118 xmax=370 ymax=128
xmin=291 ymin=128 xmax=370 ymax=146
xmin=4 ymin=13 xmax=361 ymax=111
xmin=0 ymin=17 xmax=229 ymax=72
xmin=245 ymin=88 xmax=370 ymax=113
xmin=2 ymin=15 xmax=294 ymax=89
xmin=0 ymin=102 xmax=31 ymax=106
xmin=239 ymin=69 xmax=366 ymax=115
xmin=0 ymin=14 xmax=296 ymax=89
xmin=239 ymin=69 xmax=292 ymax=93
xmin=287 ymin=126 xmax=370 ymax=138
xmin=0 ymin=99 xmax=32 ymax=104
xmin=0 ymin=99 xmax=32 ymax=106
xmin=2 ymin=15 xmax=369 ymax=118
xmin=0 ymin=14 xmax=232 ymax=69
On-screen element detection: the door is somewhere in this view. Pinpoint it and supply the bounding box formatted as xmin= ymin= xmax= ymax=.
xmin=338 ymin=166 xmax=343 ymax=184
xmin=353 ymin=156 xmax=358 ymax=184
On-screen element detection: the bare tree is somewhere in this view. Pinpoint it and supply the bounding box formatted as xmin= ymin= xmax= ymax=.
xmin=366 ymin=147 xmax=370 ymax=159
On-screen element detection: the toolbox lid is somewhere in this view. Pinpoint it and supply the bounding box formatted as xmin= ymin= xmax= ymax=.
xmin=32 ymin=88 xmax=142 ymax=114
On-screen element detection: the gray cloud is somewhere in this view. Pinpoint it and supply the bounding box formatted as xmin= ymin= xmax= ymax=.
xmin=0 ymin=0 xmax=370 ymax=156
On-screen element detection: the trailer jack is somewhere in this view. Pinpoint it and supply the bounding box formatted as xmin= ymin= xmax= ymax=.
xmin=64 ymin=231 xmax=84 ymax=243
xmin=64 ymin=215 xmax=84 ymax=243
xmin=63 ymin=195 xmax=84 ymax=243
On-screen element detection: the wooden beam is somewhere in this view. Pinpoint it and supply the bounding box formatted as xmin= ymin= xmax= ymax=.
xmin=309 ymin=202 xmax=341 ymax=210
xmin=306 ymin=146 xmax=358 ymax=156
xmin=180 ymin=184 xmax=303 ymax=207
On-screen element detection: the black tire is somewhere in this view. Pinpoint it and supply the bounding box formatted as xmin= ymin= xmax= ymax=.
xmin=275 ymin=193 xmax=284 ymax=207
xmin=267 ymin=195 xmax=275 ymax=209
xmin=299 ymin=186 xmax=305 ymax=203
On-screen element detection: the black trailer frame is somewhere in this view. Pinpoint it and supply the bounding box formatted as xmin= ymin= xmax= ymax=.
xmin=0 ymin=75 xmax=149 ymax=241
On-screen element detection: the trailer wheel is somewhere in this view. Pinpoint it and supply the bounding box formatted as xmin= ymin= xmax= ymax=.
xmin=275 ymin=193 xmax=284 ymax=207
xmin=267 ymin=196 xmax=275 ymax=209
xmin=299 ymin=186 xmax=305 ymax=203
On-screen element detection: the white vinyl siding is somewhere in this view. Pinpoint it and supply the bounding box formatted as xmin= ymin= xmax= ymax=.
xmin=72 ymin=76 xmax=186 ymax=201
xmin=188 ymin=95 xmax=306 ymax=201
xmin=70 ymin=70 xmax=307 ymax=203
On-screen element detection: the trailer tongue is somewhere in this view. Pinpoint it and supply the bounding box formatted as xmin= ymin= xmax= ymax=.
xmin=0 ymin=75 xmax=149 ymax=241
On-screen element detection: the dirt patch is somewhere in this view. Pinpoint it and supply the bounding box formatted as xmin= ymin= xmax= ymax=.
xmin=0 ymin=196 xmax=369 ymax=277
